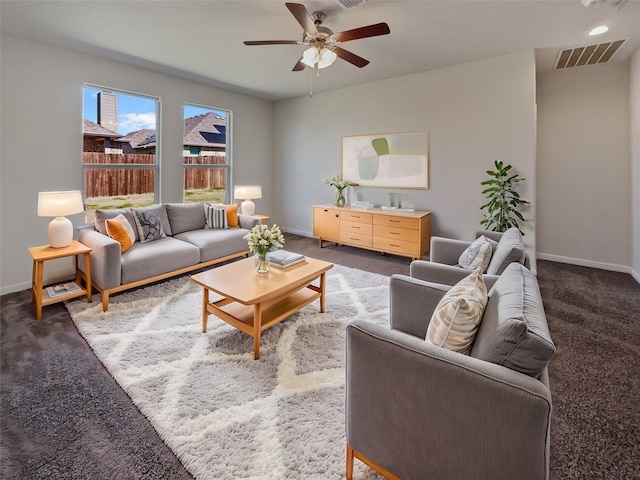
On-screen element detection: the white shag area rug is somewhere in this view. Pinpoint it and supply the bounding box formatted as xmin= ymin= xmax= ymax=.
xmin=66 ymin=264 xmax=390 ymax=480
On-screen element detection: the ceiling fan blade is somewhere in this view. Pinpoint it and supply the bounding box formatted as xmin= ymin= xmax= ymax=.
xmin=286 ymin=2 xmax=318 ymax=36
xmin=333 ymin=22 xmax=390 ymax=43
xmin=244 ymin=40 xmax=300 ymax=46
xmin=292 ymin=58 xmax=306 ymax=71
xmin=332 ymin=46 xmax=370 ymax=68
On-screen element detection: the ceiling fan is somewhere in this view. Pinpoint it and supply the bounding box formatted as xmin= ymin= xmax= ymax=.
xmin=243 ymin=2 xmax=390 ymax=71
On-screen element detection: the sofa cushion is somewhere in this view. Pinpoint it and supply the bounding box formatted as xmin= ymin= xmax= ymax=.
xmin=95 ymin=208 xmax=139 ymax=241
xmin=105 ymin=215 xmax=135 ymax=253
xmin=165 ymin=202 xmax=206 ymax=235
xmin=426 ymin=268 xmax=488 ymax=355
xmin=470 ymin=263 xmax=556 ymax=377
xmin=120 ymin=237 xmax=200 ymax=284
xmin=174 ymin=228 xmax=249 ymax=263
xmin=486 ymin=228 xmax=524 ymax=275
xmin=204 ymin=204 xmax=228 ymax=229
xmin=132 ymin=206 xmax=167 ymax=243
xmin=458 ymin=236 xmax=493 ymax=272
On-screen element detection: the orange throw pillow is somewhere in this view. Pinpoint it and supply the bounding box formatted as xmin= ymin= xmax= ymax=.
xmin=106 ymin=218 xmax=133 ymax=252
xmin=212 ymin=203 xmax=239 ymax=228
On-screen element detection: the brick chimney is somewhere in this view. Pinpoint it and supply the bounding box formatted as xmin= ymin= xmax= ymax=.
xmin=98 ymin=91 xmax=118 ymax=133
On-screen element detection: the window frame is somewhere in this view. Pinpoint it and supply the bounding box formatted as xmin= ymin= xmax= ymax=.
xmin=182 ymin=103 xmax=232 ymax=204
xmin=82 ymin=84 xmax=162 ymax=209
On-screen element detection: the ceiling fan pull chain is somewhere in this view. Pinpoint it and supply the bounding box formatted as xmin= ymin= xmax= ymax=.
xmin=309 ymin=67 xmax=314 ymax=97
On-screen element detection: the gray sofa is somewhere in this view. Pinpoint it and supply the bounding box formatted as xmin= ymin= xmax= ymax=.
xmin=346 ymin=262 xmax=555 ymax=480
xmin=77 ymin=202 xmax=260 ymax=311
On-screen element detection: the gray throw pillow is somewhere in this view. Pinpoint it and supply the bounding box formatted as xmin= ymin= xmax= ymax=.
xmin=486 ymin=227 xmax=524 ymax=275
xmin=132 ymin=206 xmax=167 ymax=243
xmin=458 ymin=235 xmax=493 ymax=272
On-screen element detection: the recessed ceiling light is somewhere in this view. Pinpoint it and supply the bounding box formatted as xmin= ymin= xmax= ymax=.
xmin=589 ymin=25 xmax=609 ymax=36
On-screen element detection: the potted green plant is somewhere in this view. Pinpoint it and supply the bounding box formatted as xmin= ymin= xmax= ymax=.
xmin=480 ymin=160 xmax=529 ymax=234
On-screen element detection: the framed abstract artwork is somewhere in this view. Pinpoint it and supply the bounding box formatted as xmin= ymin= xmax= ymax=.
xmin=341 ymin=131 xmax=429 ymax=189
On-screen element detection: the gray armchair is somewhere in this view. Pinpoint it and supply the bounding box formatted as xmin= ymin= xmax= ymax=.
xmin=345 ymin=262 xmax=554 ymax=480
xmin=413 ymin=228 xmax=530 ymax=290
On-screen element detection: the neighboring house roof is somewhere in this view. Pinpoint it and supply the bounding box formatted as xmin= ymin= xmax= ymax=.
xmin=183 ymin=112 xmax=226 ymax=147
xmin=82 ymin=113 xmax=226 ymax=149
xmin=115 ymin=129 xmax=156 ymax=149
xmin=83 ymin=119 xmax=120 ymax=137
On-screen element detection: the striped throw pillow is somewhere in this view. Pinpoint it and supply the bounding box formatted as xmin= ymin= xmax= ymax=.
xmin=426 ymin=268 xmax=488 ymax=355
xmin=205 ymin=205 xmax=228 ymax=230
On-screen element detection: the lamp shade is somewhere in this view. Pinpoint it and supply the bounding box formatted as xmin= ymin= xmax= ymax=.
xmin=38 ymin=190 xmax=84 ymax=217
xmin=234 ymin=185 xmax=262 ymax=200
xmin=37 ymin=190 xmax=84 ymax=248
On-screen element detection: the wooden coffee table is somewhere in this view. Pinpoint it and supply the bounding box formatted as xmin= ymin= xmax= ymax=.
xmin=191 ymin=255 xmax=333 ymax=359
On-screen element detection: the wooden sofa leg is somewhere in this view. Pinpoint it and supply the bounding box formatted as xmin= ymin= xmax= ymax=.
xmin=348 ymin=445 xmax=401 ymax=480
xmin=102 ymin=291 xmax=109 ymax=312
xmin=346 ymin=444 xmax=354 ymax=480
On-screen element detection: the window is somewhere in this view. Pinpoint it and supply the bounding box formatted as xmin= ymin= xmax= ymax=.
xmin=183 ymin=104 xmax=230 ymax=204
xmin=82 ymin=85 xmax=160 ymax=210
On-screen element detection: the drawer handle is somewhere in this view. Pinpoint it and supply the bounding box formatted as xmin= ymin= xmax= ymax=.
xmin=390 ymin=243 xmax=400 ymax=247
xmin=350 ymin=237 xmax=360 ymax=241
xmin=352 ymin=226 xmax=360 ymax=229
xmin=352 ymin=215 xmax=360 ymax=218
xmin=390 ymin=220 xmax=400 ymax=223
xmin=390 ymin=232 xmax=399 ymax=235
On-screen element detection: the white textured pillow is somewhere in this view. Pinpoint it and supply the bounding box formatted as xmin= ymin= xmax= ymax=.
xmin=105 ymin=213 xmax=136 ymax=244
xmin=426 ymin=268 xmax=488 ymax=355
xmin=458 ymin=236 xmax=493 ymax=272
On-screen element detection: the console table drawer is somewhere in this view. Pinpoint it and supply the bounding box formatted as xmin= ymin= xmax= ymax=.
xmin=340 ymin=232 xmax=373 ymax=248
xmin=373 ymin=215 xmax=419 ymax=230
xmin=342 ymin=211 xmax=372 ymax=224
xmin=373 ymin=225 xmax=419 ymax=243
xmin=342 ymin=221 xmax=373 ymax=235
xmin=373 ymin=237 xmax=419 ymax=257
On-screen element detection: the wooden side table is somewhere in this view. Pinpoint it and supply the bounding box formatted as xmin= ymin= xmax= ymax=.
xmin=28 ymin=240 xmax=92 ymax=320
xmin=254 ymin=214 xmax=270 ymax=223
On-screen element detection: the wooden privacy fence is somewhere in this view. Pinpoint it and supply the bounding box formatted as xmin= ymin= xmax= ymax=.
xmin=83 ymin=153 xmax=226 ymax=197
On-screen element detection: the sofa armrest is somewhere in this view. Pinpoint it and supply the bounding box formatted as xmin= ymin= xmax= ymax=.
xmin=389 ymin=274 xmax=448 ymax=338
xmin=238 ymin=214 xmax=261 ymax=230
xmin=77 ymin=225 xmax=121 ymax=290
xmin=410 ymin=261 xmax=500 ymax=290
xmin=345 ymin=319 xmax=552 ymax=480
xmin=429 ymin=236 xmax=471 ymax=265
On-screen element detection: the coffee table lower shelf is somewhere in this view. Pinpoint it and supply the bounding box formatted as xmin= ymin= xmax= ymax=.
xmin=202 ymin=285 xmax=322 ymax=359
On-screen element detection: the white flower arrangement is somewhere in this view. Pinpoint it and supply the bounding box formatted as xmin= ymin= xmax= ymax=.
xmin=323 ymin=175 xmax=352 ymax=193
xmin=244 ymin=224 xmax=285 ymax=257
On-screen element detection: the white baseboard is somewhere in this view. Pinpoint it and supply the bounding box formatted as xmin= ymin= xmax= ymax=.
xmin=281 ymin=227 xmax=314 ymax=238
xmin=536 ymin=252 xmax=634 ymax=275
xmin=632 ymin=268 xmax=640 ymax=284
xmin=1 ymin=281 xmax=33 ymax=296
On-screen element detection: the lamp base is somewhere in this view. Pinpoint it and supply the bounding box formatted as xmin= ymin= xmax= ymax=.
xmin=48 ymin=216 xmax=74 ymax=248
xmin=241 ymin=199 xmax=256 ymax=216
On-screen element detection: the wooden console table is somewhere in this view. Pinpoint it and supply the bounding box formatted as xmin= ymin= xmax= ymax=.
xmin=313 ymin=205 xmax=431 ymax=260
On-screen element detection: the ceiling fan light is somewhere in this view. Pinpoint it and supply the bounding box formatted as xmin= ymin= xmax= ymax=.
xmin=301 ymin=47 xmax=319 ymax=68
xmin=317 ymin=48 xmax=337 ymax=69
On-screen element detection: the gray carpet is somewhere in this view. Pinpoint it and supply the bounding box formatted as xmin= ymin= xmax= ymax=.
xmin=2 ymin=234 xmax=639 ymax=479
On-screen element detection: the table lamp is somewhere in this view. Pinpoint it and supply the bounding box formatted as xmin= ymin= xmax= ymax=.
xmin=38 ymin=190 xmax=84 ymax=248
xmin=234 ymin=185 xmax=262 ymax=216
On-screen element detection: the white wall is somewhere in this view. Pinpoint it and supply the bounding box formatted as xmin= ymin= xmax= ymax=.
xmin=631 ymin=49 xmax=640 ymax=282
xmin=536 ymin=63 xmax=632 ymax=272
xmin=0 ymin=34 xmax=274 ymax=294
xmin=273 ymin=51 xmax=537 ymax=265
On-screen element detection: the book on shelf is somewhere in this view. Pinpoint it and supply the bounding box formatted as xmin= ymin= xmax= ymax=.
xmin=268 ymin=250 xmax=305 ymax=268
xmin=46 ymin=281 xmax=82 ymax=298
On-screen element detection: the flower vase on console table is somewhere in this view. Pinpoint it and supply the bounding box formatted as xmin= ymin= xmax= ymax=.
xmin=323 ymin=174 xmax=354 ymax=208
xmin=334 ymin=189 xmax=346 ymax=207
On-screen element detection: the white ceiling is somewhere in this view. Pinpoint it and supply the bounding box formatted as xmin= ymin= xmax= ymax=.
xmin=2 ymin=0 xmax=640 ymax=101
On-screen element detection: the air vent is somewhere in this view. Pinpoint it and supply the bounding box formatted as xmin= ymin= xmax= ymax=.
xmin=338 ymin=0 xmax=367 ymax=9
xmin=555 ymin=39 xmax=627 ymax=69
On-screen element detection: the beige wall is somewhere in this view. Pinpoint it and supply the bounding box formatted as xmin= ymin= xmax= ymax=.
xmin=0 ymin=34 xmax=274 ymax=294
xmin=536 ymin=63 xmax=632 ymax=271
xmin=273 ymin=51 xmax=538 ymax=265
xmin=631 ymin=49 xmax=640 ymax=282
